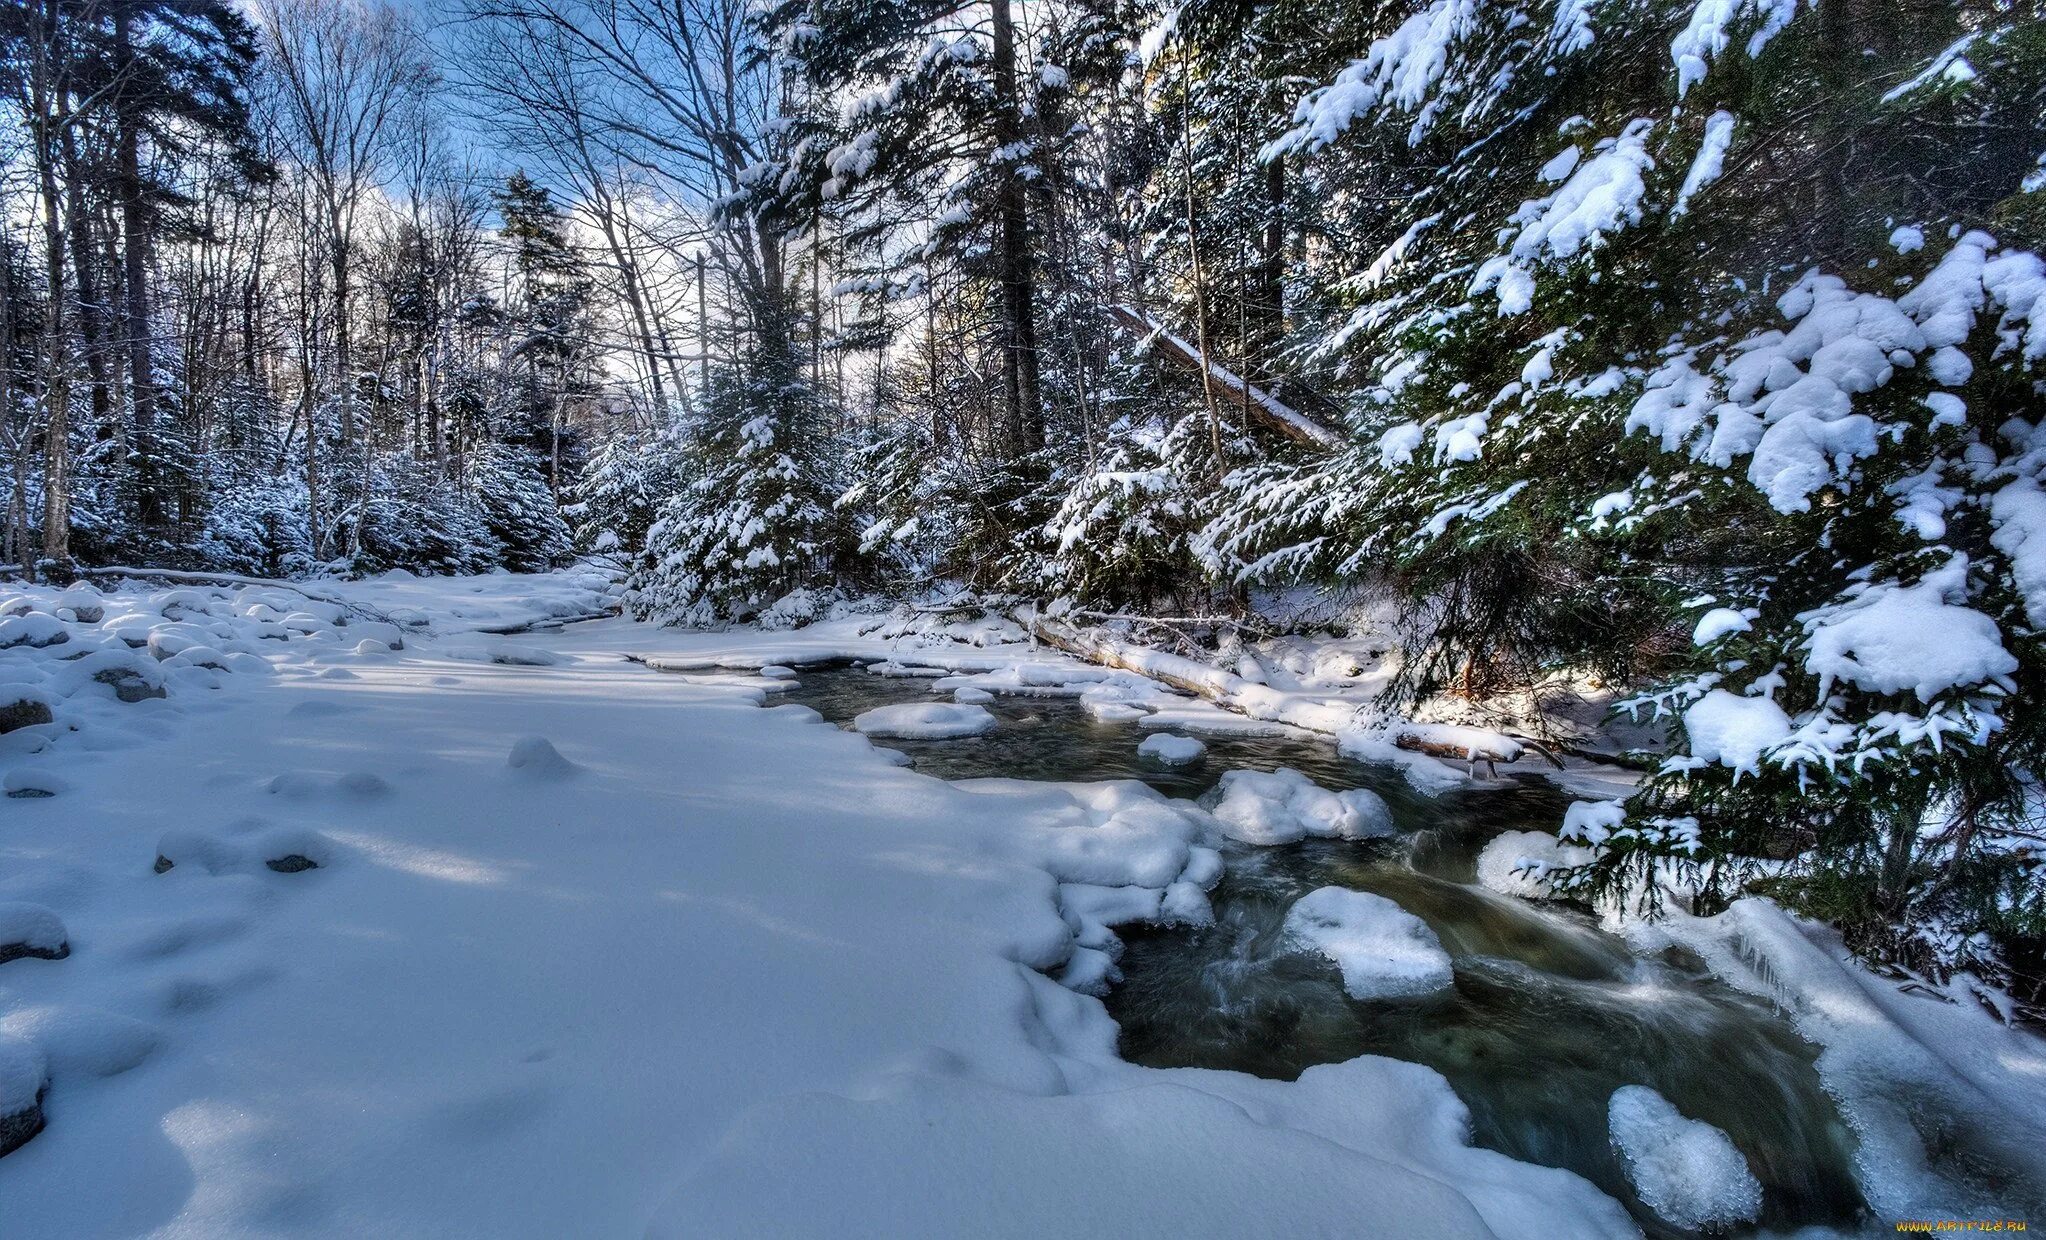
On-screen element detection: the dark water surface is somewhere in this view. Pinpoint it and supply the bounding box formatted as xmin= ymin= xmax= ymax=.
xmin=762 ymin=664 xmax=1873 ymax=1237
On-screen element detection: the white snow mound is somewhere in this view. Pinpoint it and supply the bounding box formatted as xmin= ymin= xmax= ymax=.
xmin=1282 ymin=887 xmax=1453 ymax=1000
xmin=1608 ymin=1085 xmax=1762 ymax=1230
xmin=508 ymin=735 xmax=578 ymax=779
xmin=853 ymin=702 xmax=997 ymax=739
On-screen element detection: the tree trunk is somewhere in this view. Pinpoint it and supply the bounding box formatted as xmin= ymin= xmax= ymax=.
xmin=30 ymin=0 xmax=73 ymax=576
xmin=116 ymin=9 xmax=162 ymax=530
xmin=58 ymin=124 xmax=110 ymax=427
xmin=989 ymin=0 xmax=1043 ymax=457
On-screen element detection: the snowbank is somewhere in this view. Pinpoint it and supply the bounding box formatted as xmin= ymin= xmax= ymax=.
xmin=1630 ymin=898 xmax=2046 ymax=1222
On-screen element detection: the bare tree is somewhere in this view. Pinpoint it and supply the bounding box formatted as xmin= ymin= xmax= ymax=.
xmin=255 ymin=0 xmax=431 ymax=551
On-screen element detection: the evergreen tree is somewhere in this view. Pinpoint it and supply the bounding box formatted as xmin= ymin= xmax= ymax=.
xmin=1204 ymin=0 xmax=2046 ymax=976
xmin=627 ymin=337 xmax=843 ymax=626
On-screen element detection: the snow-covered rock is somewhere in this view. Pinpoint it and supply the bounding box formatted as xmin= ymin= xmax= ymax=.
xmin=1136 ymin=733 xmax=1206 ymax=767
xmin=1208 ymin=768 xmax=1395 ymax=844
xmin=1282 ymin=887 xmax=1454 ymax=1000
xmin=1607 ymin=1085 xmax=1762 ymax=1230
xmin=0 ymin=1032 xmax=48 ymax=1157
xmin=852 ymin=702 xmax=998 ymax=739
xmin=0 ymin=903 xmax=69 ymax=965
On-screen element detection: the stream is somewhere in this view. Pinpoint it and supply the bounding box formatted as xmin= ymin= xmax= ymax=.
xmin=764 ymin=662 xmax=1882 ymax=1237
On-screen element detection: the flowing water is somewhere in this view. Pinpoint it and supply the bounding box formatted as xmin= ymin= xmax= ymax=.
xmin=759 ymin=664 xmax=1879 ymax=1236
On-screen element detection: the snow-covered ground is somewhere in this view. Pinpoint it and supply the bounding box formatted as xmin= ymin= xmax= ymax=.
xmin=0 ymin=570 xmax=1633 ymax=1237
xmin=2 ymin=569 xmax=2041 ymax=1237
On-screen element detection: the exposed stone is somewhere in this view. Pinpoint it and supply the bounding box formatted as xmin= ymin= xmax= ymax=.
xmin=0 ymin=940 xmax=68 ymax=967
xmin=0 ymin=1088 xmax=46 ymax=1159
xmin=0 ymin=700 xmax=53 ymax=734
xmin=265 ymin=854 xmax=319 ymax=874
xmin=94 ymin=668 xmax=165 ymax=703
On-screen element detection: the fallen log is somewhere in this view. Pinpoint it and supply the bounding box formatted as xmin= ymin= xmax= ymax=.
xmin=1022 ymin=609 xmax=1526 ymax=772
xmin=1103 ymin=305 xmax=1343 ymax=450
xmin=473 ymin=608 xmax=618 ymax=635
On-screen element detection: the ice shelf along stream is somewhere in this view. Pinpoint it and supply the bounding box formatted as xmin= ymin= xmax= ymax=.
xmin=717 ymin=660 xmax=1968 ymax=1239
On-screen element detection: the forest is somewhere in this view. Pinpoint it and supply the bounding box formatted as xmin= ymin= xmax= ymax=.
xmin=5 ymin=0 xmax=2046 ymax=1028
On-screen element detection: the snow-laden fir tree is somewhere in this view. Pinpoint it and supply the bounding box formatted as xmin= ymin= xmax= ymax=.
xmin=627 ymin=336 xmax=843 ymax=626
xmin=1210 ymin=0 xmax=2046 ymax=978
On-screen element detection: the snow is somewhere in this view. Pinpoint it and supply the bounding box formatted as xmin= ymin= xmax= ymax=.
xmin=1634 ymin=898 xmax=2046 ymax=1222
xmin=1801 ymin=557 xmax=2016 ymax=702
xmin=1670 ymin=0 xmax=1798 ymax=95
xmin=853 ymin=701 xmax=999 ymax=739
xmin=0 ymin=903 xmax=68 ymax=959
xmin=1991 ymin=477 xmax=2046 ymax=627
xmin=506 ymin=735 xmax=579 ymax=779
xmin=1282 ymin=887 xmax=1455 ymax=1001
xmin=1208 ymin=767 xmax=1395 ymax=844
xmin=0 ymin=1032 xmax=46 ymax=1116
xmin=1607 ymin=1085 xmax=1762 ymax=1230
xmin=1135 ymin=733 xmax=1205 ymax=767
xmin=1691 ymin=606 xmax=1751 ymax=645
xmin=1670 ymin=110 xmax=1734 ymax=216
xmin=1267 ymin=0 xmax=1481 ymax=153
xmin=0 ymin=571 xmax=1697 ymax=1236
xmin=1476 ymin=830 xmax=1595 ymax=900
xmin=1681 ymin=689 xmax=1791 ymax=776
xmin=1471 ymin=119 xmax=1656 ymax=315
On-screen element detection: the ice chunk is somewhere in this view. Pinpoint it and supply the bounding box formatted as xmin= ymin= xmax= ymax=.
xmin=953 ymin=686 xmax=994 ymax=704
xmin=1136 ymin=733 xmax=1206 ymax=767
xmin=1608 ymin=1085 xmax=1762 ymax=1230
xmin=1209 ymin=768 xmax=1395 ymax=844
xmin=1282 ymin=887 xmax=1454 ymax=1000
xmin=853 ymin=702 xmax=997 ymax=739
